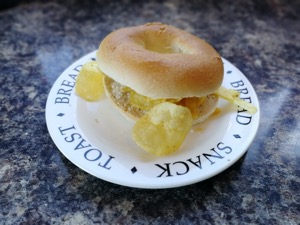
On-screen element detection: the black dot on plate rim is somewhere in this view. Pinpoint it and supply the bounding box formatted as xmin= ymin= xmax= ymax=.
xmin=131 ymin=167 xmax=137 ymax=174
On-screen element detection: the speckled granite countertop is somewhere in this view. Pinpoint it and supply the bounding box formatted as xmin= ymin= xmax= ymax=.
xmin=1 ymin=0 xmax=299 ymax=224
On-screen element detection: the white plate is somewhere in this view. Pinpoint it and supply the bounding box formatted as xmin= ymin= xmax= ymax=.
xmin=46 ymin=51 xmax=260 ymax=189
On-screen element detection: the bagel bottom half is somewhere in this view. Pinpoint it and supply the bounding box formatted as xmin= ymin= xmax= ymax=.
xmin=104 ymin=76 xmax=219 ymax=125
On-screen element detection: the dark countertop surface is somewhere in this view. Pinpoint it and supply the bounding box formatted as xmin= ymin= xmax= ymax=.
xmin=0 ymin=0 xmax=299 ymax=224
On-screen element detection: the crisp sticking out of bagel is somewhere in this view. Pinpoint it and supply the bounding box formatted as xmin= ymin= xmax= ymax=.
xmin=97 ymin=22 xmax=224 ymax=124
xmin=104 ymin=76 xmax=219 ymax=124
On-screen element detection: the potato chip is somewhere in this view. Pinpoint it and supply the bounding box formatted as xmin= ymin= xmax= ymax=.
xmin=132 ymin=102 xmax=193 ymax=156
xmin=217 ymin=86 xmax=257 ymax=114
xmin=121 ymin=86 xmax=182 ymax=111
xmin=75 ymin=61 xmax=105 ymax=101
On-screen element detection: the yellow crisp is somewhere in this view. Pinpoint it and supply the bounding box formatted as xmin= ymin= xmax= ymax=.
xmin=75 ymin=61 xmax=105 ymax=101
xmin=217 ymin=86 xmax=257 ymax=114
xmin=122 ymin=86 xmax=181 ymax=111
xmin=132 ymin=102 xmax=193 ymax=156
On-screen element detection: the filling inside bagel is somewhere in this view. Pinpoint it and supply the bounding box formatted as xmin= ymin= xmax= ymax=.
xmin=104 ymin=76 xmax=218 ymax=122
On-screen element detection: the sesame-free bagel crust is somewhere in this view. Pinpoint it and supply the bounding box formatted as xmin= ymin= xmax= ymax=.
xmin=96 ymin=22 xmax=224 ymax=99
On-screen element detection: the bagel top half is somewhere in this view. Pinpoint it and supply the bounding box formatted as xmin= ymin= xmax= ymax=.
xmin=97 ymin=22 xmax=223 ymax=99
xmin=96 ymin=22 xmax=224 ymax=123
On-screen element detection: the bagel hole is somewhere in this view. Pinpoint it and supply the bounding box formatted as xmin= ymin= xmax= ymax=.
xmin=143 ymin=40 xmax=184 ymax=54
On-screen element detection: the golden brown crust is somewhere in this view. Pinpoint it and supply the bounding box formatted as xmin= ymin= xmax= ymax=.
xmin=97 ymin=22 xmax=224 ymax=99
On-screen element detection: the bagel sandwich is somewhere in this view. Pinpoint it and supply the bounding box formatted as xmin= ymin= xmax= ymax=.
xmin=96 ymin=22 xmax=224 ymax=124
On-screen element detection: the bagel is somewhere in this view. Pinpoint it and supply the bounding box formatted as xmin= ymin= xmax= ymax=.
xmin=96 ymin=22 xmax=224 ymax=123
